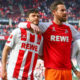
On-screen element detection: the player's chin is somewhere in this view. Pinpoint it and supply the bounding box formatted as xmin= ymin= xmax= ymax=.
xmin=62 ymin=18 xmax=67 ymax=22
xmin=33 ymin=22 xmax=39 ymax=25
xmin=63 ymin=19 xmax=66 ymax=22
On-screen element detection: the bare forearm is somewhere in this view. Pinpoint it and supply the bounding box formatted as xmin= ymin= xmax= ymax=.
xmin=71 ymin=61 xmax=80 ymax=79
xmin=71 ymin=61 xmax=78 ymax=74
xmin=2 ymin=52 xmax=8 ymax=71
xmin=2 ymin=45 xmax=10 ymax=71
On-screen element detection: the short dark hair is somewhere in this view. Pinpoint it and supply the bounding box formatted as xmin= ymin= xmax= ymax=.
xmin=50 ymin=1 xmax=65 ymax=12
xmin=25 ymin=8 xmax=39 ymax=17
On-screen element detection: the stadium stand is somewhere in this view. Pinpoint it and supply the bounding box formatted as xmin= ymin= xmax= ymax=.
xmin=0 ymin=0 xmax=80 ymax=35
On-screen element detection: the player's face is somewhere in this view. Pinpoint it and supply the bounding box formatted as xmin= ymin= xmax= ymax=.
xmin=27 ymin=13 xmax=39 ymax=25
xmin=53 ymin=4 xmax=67 ymax=22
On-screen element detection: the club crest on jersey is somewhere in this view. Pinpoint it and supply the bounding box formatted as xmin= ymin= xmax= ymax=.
xmin=65 ymin=29 xmax=68 ymax=33
xmin=52 ymin=27 xmax=56 ymax=31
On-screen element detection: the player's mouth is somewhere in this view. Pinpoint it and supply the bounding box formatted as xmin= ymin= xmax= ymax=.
xmin=63 ymin=15 xmax=67 ymax=18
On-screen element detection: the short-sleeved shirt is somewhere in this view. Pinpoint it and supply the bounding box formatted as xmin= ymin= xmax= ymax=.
xmin=39 ymin=21 xmax=80 ymax=69
xmin=6 ymin=27 xmax=43 ymax=80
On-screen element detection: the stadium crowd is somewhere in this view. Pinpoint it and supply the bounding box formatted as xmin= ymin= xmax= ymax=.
xmin=0 ymin=0 xmax=80 ymax=35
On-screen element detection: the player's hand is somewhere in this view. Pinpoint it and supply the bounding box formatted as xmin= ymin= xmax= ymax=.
xmin=2 ymin=69 xmax=7 ymax=80
xmin=75 ymin=70 xmax=80 ymax=79
xmin=30 ymin=24 xmax=41 ymax=34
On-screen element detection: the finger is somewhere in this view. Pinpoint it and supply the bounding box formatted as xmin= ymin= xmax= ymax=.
xmin=2 ymin=78 xmax=5 ymax=80
xmin=36 ymin=28 xmax=41 ymax=33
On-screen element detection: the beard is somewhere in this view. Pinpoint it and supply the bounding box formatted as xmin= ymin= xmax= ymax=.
xmin=60 ymin=18 xmax=66 ymax=22
xmin=56 ymin=14 xmax=67 ymax=22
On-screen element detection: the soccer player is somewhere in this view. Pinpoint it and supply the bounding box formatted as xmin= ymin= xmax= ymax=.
xmin=18 ymin=1 xmax=80 ymax=80
xmin=2 ymin=9 xmax=43 ymax=80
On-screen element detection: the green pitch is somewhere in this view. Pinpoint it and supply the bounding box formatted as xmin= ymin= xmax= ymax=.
xmin=72 ymin=77 xmax=78 ymax=80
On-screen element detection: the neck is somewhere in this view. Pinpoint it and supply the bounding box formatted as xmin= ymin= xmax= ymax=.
xmin=53 ymin=18 xmax=62 ymax=25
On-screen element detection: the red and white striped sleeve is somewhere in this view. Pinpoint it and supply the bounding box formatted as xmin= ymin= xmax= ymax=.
xmin=5 ymin=29 xmax=18 ymax=48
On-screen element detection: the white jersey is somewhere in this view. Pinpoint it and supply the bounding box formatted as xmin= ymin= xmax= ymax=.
xmin=6 ymin=26 xmax=43 ymax=80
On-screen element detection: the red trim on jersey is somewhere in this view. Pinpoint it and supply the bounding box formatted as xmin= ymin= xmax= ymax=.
xmin=30 ymin=33 xmax=35 ymax=42
xmin=10 ymin=35 xmax=13 ymax=39
xmin=37 ymin=34 xmax=42 ymax=45
xmin=20 ymin=28 xmax=27 ymax=41
xmin=13 ymin=50 xmax=25 ymax=78
xmin=6 ymin=41 xmax=10 ymax=43
xmin=22 ymin=51 xmax=33 ymax=79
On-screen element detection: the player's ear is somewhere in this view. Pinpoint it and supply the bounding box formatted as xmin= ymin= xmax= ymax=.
xmin=26 ymin=17 xmax=29 ymax=21
xmin=52 ymin=10 xmax=56 ymax=15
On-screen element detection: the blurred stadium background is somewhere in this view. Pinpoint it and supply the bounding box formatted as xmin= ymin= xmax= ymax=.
xmin=0 ymin=0 xmax=80 ymax=80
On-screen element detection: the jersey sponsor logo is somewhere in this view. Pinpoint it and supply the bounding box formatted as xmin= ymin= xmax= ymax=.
xmin=21 ymin=43 xmax=38 ymax=51
xmin=51 ymin=35 xmax=69 ymax=42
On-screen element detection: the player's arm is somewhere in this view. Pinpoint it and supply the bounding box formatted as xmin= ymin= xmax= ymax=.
xmin=71 ymin=39 xmax=80 ymax=79
xmin=2 ymin=29 xmax=17 ymax=80
xmin=72 ymin=61 xmax=78 ymax=74
xmin=18 ymin=22 xmax=41 ymax=34
xmin=71 ymin=62 xmax=80 ymax=79
xmin=69 ymin=24 xmax=80 ymax=40
xmin=2 ymin=45 xmax=11 ymax=80
xmin=38 ymin=36 xmax=43 ymax=60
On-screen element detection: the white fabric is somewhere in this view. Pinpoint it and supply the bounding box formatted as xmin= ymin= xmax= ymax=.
xmin=18 ymin=22 xmax=28 ymax=29
xmin=71 ymin=39 xmax=80 ymax=67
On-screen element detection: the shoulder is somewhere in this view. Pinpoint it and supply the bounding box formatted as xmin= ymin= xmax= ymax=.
xmin=63 ymin=22 xmax=74 ymax=29
xmin=39 ymin=21 xmax=53 ymax=32
xmin=74 ymin=39 xmax=80 ymax=47
xmin=18 ymin=22 xmax=27 ymax=28
xmin=11 ymin=28 xmax=20 ymax=35
xmin=39 ymin=21 xmax=53 ymax=27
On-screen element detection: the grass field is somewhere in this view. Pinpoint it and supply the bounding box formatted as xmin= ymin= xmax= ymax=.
xmin=72 ymin=77 xmax=78 ymax=80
